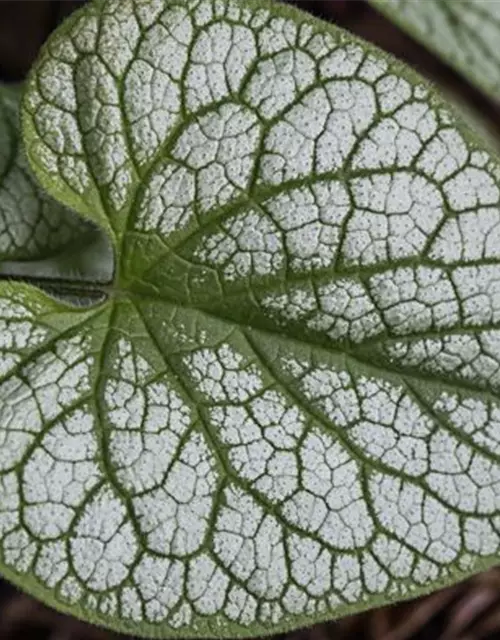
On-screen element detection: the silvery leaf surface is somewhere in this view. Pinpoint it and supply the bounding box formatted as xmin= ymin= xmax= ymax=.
xmin=2 ymin=0 xmax=500 ymax=637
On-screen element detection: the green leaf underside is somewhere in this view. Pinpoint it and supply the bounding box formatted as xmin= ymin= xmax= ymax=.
xmin=369 ymin=0 xmax=500 ymax=102
xmin=0 ymin=84 xmax=92 ymax=263
xmin=3 ymin=0 xmax=500 ymax=636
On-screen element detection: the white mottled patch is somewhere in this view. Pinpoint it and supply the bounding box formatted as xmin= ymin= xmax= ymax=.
xmin=348 ymin=377 xmax=433 ymax=477
xmin=372 ymin=536 xmax=414 ymax=579
xmin=75 ymin=55 xmax=133 ymax=210
xmin=245 ymin=49 xmax=316 ymax=120
xmin=173 ymin=104 xmax=261 ymax=213
xmin=35 ymin=541 xmax=68 ymax=588
xmin=124 ymin=6 xmax=192 ymax=164
xmin=444 ymin=167 xmax=499 ymax=212
xmin=361 ymin=552 xmax=389 ymax=595
xmin=22 ymin=334 xmax=93 ymax=422
xmin=375 ymin=75 xmax=412 ymax=114
xmin=263 ymin=181 xmax=351 ymax=271
xmin=133 ymin=555 xmax=185 ymax=622
xmin=452 ymin=266 xmax=500 ymax=327
xmin=417 ymin=128 xmax=468 ymax=181
xmin=23 ymin=409 xmax=101 ymax=540
xmin=262 ymin=278 xmax=384 ymax=343
xmin=185 ymin=22 xmax=257 ymax=111
xmin=295 ymin=361 xmax=359 ymax=428
xmin=464 ymin=518 xmax=499 ymax=556
xmin=169 ymin=602 xmax=193 ymax=629
xmin=428 ymin=430 xmax=500 ymax=514
xmin=225 ymin=585 xmax=258 ymax=625
xmin=194 ymin=209 xmax=283 ymax=280
xmin=283 ymin=430 xmax=373 ymax=549
xmin=320 ymin=43 xmax=363 ymax=79
xmin=188 ymin=554 xmax=230 ymax=615
xmin=211 ymin=390 xmax=303 ymax=501
xmin=332 ymin=555 xmax=362 ymax=603
xmin=60 ymin=576 xmax=83 ymax=604
xmin=134 ymin=164 xmax=196 ymax=238
xmin=0 ymin=377 xmax=42 ymax=471
xmin=214 ymin=487 xmax=287 ymax=598
xmin=106 ymin=339 xmax=192 ymax=494
xmin=383 ymin=331 xmax=500 ymax=390
xmin=121 ymin=586 xmax=143 ymax=623
xmin=133 ymin=433 xmax=218 ymax=557
xmin=0 ymin=473 xmax=20 ymax=539
xmin=430 ymin=209 xmax=500 ymax=264
xmin=352 ymin=103 xmax=437 ymax=171
xmin=0 ymin=297 xmax=48 ymax=376
xmin=434 ymin=393 xmax=500 ymax=456
xmin=371 ymin=473 xmax=461 ymax=564
xmin=184 ymin=343 xmax=262 ymax=403
xmin=344 ymin=173 xmax=443 ymax=266
xmin=70 ymin=486 xmax=138 ymax=592
xmin=289 ymin=535 xmax=331 ymax=596
xmin=260 ymin=80 xmax=376 ymax=184
xmin=369 ymin=267 xmax=459 ymax=334
xmin=3 ymin=528 xmax=38 ymax=573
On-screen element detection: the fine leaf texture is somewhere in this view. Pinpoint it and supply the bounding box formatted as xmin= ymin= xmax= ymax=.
xmin=369 ymin=0 xmax=500 ymax=102
xmin=4 ymin=0 xmax=500 ymax=637
xmin=0 ymin=83 xmax=92 ymax=262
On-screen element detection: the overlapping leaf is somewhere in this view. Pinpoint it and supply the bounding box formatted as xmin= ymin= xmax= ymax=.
xmin=0 ymin=84 xmax=91 ymax=262
xmin=2 ymin=0 xmax=500 ymax=637
xmin=369 ymin=0 xmax=500 ymax=102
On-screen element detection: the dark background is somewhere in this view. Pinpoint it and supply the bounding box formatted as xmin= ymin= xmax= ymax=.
xmin=1 ymin=1 xmax=500 ymax=639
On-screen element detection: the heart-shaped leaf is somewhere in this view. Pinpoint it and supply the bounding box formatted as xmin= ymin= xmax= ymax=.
xmin=3 ymin=0 xmax=500 ymax=637
xmin=369 ymin=0 xmax=500 ymax=102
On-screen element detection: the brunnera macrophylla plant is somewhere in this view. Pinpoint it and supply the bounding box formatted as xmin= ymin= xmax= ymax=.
xmin=2 ymin=0 xmax=500 ymax=637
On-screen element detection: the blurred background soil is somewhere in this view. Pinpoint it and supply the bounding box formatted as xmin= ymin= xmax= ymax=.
xmin=1 ymin=1 xmax=500 ymax=639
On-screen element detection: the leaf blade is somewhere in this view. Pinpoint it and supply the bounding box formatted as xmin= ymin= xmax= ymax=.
xmin=9 ymin=0 xmax=500 ymax=637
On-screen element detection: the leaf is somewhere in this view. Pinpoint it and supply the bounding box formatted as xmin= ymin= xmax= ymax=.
xmin=369 ymin=0 xmax=500 ymax=102
xmin=0 ymin=83 xmax=93 ymax=263
xmin=6 ymin=0 xmax=500 ymax=636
